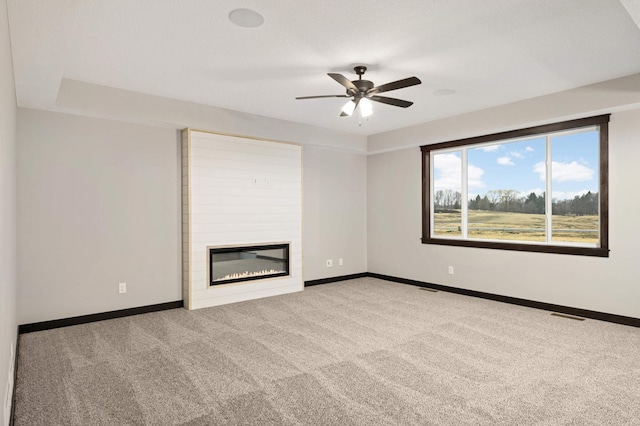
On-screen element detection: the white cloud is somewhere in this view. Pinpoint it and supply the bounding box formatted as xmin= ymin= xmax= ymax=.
xmin=519 ymin=188 xmax=545 ymax=198
xmin=533 ymin=162 xmax=545 ymax=179
xmin=534 ymin=161 xmax=594 ymax=182
xmin=497 ymin=156 xmax=514 ymax=166
xmin=525 ymin=146 xmax=534 ymax=152
xmin=433 ymin=154 xmax=485 ymax=191
xmin=578 ymin=157 xmax=591 ymax=166
xmin=554 ymin=162 xmax=595 ymax=182
xmin=511 ymin=151 xmax=524 ymax=159
xmin=433 ymin=154 xmax=461 ymax=190
xmin=468 ymin=165 xmax=485 ymax=191
xmin=482 ymin=145 xmax=500 ymax=152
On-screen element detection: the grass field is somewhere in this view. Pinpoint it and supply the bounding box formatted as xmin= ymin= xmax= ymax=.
xmin=434 ymin=210 xmax=598 ymax=243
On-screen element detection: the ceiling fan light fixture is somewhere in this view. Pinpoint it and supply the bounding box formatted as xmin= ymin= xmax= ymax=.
xmin=360 ymin=98 xmax=373 ymax=117
xmin=341 ymin=100 xmax=356 ymax=116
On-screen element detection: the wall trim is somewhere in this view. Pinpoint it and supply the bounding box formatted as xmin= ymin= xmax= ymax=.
xmin=304 ymin=273 xmax=368 ymax=287
xmin=187 ymin=127 xmax=302 ymax=148
xmin=14 ymin=272 xmax=640 ymax=333
xmin=368 ymin=272 xmax=640 ymax=328
xmin=15 ymin=272 xmax=367 ymax=335
xmin=18 ymin=301 xmax=183 ymax=334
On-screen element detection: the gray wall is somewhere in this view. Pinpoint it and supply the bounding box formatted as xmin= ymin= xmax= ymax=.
xmin=17 ymin=109 xmax=182 ymax=324
xmin=0 ymin=0 xmax=17 ymax=423
xmin=56 ymin=78 xmax=368 ymax=153
xmin=16 ymin=108 xmax=369 ymax=323
xmin=367 ymin=108 xmax=640 ymax=318
xmin=303 ymin=145 xmax=367 ymax=280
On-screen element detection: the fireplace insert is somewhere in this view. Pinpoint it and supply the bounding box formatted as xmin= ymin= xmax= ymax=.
xmin=208 ymin=243 xmax=290 ymax=286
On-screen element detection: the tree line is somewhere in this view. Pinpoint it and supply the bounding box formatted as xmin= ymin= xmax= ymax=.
xmin=434 ymin=189 xmax=598 ymax=215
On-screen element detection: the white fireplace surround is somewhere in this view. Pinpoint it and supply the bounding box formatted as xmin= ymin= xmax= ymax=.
xmin=182 ymin=129 xmax=303 ymax=309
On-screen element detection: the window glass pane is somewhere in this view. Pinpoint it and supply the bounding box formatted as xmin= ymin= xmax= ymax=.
xmin=433 ymin=151 xmax=462 ymax=237
xmin=467 ymin=138 xmax=546 ymax=241
xmin=551 ymin=130 xmax=599 ymax=244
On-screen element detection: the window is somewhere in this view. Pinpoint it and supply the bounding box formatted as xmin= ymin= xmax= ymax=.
xmin=421 ymin=115 xmax=609 ymax=257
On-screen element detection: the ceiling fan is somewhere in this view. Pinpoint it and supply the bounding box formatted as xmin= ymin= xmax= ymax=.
xmin=296 ymin=66 xmax=421 ymax=117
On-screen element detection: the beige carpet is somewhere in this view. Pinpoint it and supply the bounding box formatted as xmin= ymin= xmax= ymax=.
xmin=13 ymin=277 xmax=640 ymax=425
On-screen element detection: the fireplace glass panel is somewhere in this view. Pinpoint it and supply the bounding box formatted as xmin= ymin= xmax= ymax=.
xmin=209 ymin=243 xmax=289 ymax=286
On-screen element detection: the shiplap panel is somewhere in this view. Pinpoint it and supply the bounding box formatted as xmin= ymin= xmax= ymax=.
xmin=190 ymin=185 xmax=302 ymax=199
xmin=189 ymin=245 xmax=297 ymax=262
xmin=189 ymin=273 xmax=300 ymax=295
xmin=190 ymin=147 xmax=301 ymax=164
xmin=191 ymin=137 xmax=300 ymax=154
xmin=191 ymin=135 xmax=299 ymax=154
xmin=190 ymin=204 xmax=302 ymax=215
xmin=182 ymin=129 xmax=303 ymax=310
xmin=189 ymin=167 xmax=302 ymax=182
xmin=189 ymin=195 xmax=302 ymax=207
xmin=190 ymin=284 xmax=303 ymax=310
xmin=190 ymin=222 xmax=302 ymax=234
xmin=187 ymin=213 xmax=302 ymax=224
xmin=181 ymin=129 xmax=192 ymax=309
xmin=190 ymin=157 xmax=301 ymax=175
xmin=189 ymin=176 xmax=302 ymax=190
xmin=190 ymin=231 xmax=301 ymax=245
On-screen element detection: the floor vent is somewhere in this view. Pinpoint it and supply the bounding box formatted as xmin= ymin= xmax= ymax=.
xmin=419 ymin=287 xmax=439 ymax=292
xmin=551 ymin=313 xmax=585 ymax=321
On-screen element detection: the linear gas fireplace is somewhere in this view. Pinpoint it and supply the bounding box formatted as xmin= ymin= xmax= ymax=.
xmin=208 ymin=243 xmax=290 ymax=286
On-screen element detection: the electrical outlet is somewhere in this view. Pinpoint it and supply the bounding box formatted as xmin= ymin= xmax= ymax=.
xmin=339 ymin=258 xmax=344 ymax=266
xmin=448 ymin=266 xmax=454 ymax=275
xmin=119 ymin=282 xmax=127 ymax=293
xmin=326 ymin=259 xmax=333 ymax=267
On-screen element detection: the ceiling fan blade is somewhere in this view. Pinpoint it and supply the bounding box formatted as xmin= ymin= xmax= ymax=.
xmin=296 ymin=95 xmax=349 ymax=100
xmin=371 ymin=76 xmax=421 ymax=94
xmin=328 ymin=73 xmax=358 ymax=92
xmin=369 ymin=95 xmax=413 ymax=108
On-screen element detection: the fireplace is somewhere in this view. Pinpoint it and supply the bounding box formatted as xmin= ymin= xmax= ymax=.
xmin=208 ymin=243 xmax=290 ymax=286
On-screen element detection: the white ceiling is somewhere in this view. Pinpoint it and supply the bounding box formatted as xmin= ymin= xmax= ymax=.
xmin=7 ymin=0 xmax=640 ymax=136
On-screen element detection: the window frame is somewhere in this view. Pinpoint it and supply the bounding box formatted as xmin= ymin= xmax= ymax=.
xmin=421 ymin=114 xmax=610 ymax=257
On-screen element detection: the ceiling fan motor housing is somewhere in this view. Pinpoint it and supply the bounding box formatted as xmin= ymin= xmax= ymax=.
xmin=349 ymin=66 xmax=374 ymax=97
xmin=351 ymin=79 xmax=374 ymax=97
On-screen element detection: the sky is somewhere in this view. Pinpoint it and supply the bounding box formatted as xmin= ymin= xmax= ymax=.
xmin=433 ymin=129 xmax=599 ymax=201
